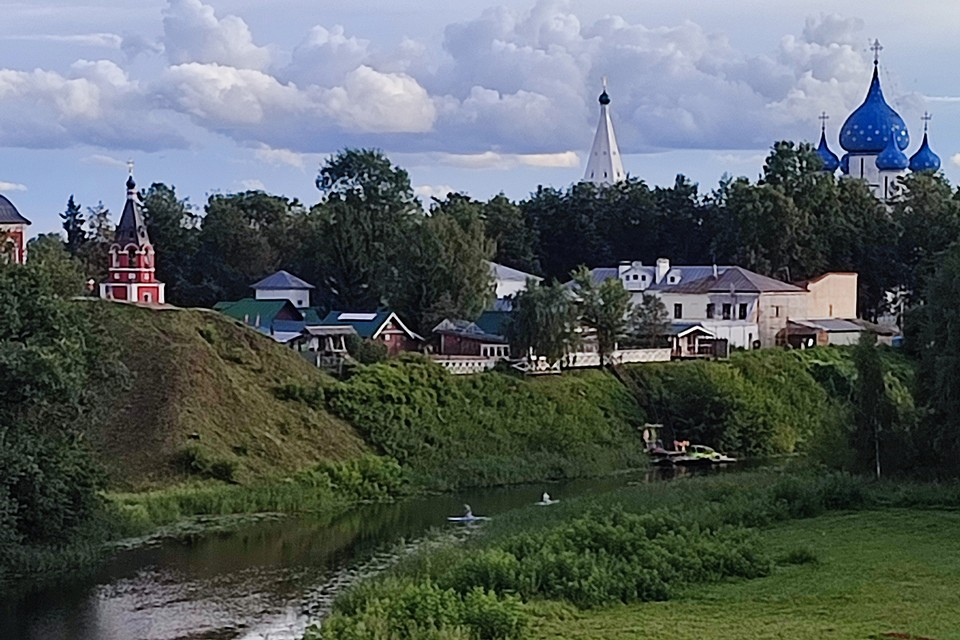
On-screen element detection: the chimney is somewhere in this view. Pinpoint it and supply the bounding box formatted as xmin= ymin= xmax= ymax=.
xmin=712 ymin=264 xmax=718 ymax=278
xmin=618 ymin=260 xmax=631 ymax=278
xmin=656 ymin=258 xmax=670 ymax=284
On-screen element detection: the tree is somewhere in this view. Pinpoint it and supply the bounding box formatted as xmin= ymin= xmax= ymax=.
xmin=389 ymin=205 xmax=494 ymax=333
xmin=25 ymin=234 xmax=87 ymax=297
xmin=852 ymin=332 xmax=893 ymax=478
xmin=141 ymin=183 xmax=204 ymax=306
xmin=198 ymin=191 xmax=302 ymax=304
xmin=912 ymin=243 xmax=960 ymax=473
xmin=506 ymin=280 xmax=578 ymax=363
xmin=628 ymin=293 xmax=670 ymax=348
xmin=75 ymin=202 xmax=113 ymax=283
xmin=571 ymin=265 xmax=632 ymax=366
xmin=60 ymin=195 xmax=86 ymax=256
xmin=0 ymin=262 xmax=113 ymax=556
xmin=306 ymin=148 xmax=423 ymax=311
xmin=483 ymin=194 xmax=539 ymax=274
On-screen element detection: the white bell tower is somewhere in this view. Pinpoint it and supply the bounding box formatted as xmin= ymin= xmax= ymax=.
xmin=583 ymin=77 xmax=626 ymax=186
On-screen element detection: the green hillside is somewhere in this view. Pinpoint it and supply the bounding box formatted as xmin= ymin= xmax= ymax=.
xmin=87 ymin=302 xmax=368 ymax=489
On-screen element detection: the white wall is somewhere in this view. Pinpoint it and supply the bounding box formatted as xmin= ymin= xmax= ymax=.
xmin=256 ymin=288 xmax=309 ymax=308
xmin=495 ymin=279 xmax=528 ymax=299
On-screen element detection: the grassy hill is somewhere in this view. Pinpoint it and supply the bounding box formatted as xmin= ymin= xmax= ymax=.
xmin=85 ymin=302 xmax=368 ymax=490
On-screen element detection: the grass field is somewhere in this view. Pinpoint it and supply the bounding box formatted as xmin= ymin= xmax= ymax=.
xmin=533 ymin=508 xmax=960 ymax=640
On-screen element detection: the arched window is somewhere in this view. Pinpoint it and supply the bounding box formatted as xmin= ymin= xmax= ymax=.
xmin=128 ymin=247 xmax=138 ymax=267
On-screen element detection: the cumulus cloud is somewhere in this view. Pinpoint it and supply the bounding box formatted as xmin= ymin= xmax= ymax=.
xmin=239 ymin=179 xmax=266 ymax=191
xmin=952 ymin=153 xmax=960 ymax=167
xmin=0 ymin=1 xmax=926 ymax=160
xmin=0 ymin=181 xmax=27 ymax=192
xmin=162 ymin=0 xmax=271 ymax=70
xmin=253 ymin=144 xmax=309 ymax=170
xmin=414 ymin=184 xmax=458 ymax=202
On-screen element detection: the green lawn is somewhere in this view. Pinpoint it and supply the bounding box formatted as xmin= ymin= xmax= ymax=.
xmin=533 ymin=509 xmax=960 ymax=640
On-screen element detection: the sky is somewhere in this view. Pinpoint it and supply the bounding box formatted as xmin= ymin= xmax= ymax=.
xmin=2 ymin=0 xmax=960 ymax=237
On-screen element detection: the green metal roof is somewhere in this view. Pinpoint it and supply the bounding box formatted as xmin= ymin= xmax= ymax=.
xmin=215 ymin=298 xmax=299 ymax=328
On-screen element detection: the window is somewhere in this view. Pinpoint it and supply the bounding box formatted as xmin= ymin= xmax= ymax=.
xmin=738 ymin=303 xmax=748 ymax=320
xmin=722 ymin=303 xmax=732 ymax=320
xmin=829 ymin=304 xmax=834 ymax=316
xmin=706 ymin=303 xmax=715 ymax=319
xmin=673 ymin=303 xmax=683 ymax=319
xmin=774 ymin=305 xmax=781 ymax=318
xmin=668 ymin=276 xmax=677 ymax=284
xmin=143 ymin=292 xmax=152 ymax=303
xmin=632 ymin=274 xmax=639 ymax=281
xmin=641 ymin=275 xmax=647 ymax=282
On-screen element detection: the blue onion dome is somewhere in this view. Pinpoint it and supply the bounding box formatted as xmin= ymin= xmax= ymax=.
xmin=598 ymin=89 xmax=610 ymax=105
xmin=840 ymin=153 xmax=850 ymax=175
xmin=816 ymin=129 xmax=840 ymax=172
xmin=840 ymin=65 xmax=909 ymax=153
xmin=909 ymin=132 xmax=941 ymax=172
xmin=876 ymin=129 xmax=909 ymax=171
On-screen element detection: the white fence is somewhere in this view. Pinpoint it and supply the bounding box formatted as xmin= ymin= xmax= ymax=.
xmin=561 ymin=348 xmax=672 ymax=368
xmin=433 ymin=356 xmax=500 ymax=375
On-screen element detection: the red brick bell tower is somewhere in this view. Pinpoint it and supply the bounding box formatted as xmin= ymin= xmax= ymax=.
xmin=99 ymin=170 xmax=165 ymax=304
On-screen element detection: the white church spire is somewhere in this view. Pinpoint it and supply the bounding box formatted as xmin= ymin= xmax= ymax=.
xmin=583 ymin=77 xmax=626 ymax=186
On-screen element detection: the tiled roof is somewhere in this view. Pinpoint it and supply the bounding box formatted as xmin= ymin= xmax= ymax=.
xmin=571 ymin=264 xmax=803 ymax=294
xmin=251 ymin=270 xmax=315 ymax=290
xmin=663 ymin=267 xmax=804 ymax=294
xmin=0 ymin=194 xmax=31 ymax=225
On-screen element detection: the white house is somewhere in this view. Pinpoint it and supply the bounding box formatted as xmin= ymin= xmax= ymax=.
xmin=576 ymin=258 xmax=858 ymax=349
xmin=251 ymin=270 xmax=315 ymax=309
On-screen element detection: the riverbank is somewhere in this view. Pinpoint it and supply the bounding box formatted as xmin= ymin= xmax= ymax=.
xmin=310 ymin=471 xmax=960 ymax=640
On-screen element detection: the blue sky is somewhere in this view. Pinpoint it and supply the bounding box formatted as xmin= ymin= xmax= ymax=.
xmin=2 ymin=0 xmax=959 ymax=236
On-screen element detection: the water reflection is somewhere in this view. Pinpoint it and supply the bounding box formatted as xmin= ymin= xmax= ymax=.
xmin=1 ymin=466 xmax=720 ymax=640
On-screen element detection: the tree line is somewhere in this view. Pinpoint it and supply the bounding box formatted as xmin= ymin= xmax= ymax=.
xmin=50 ymin=142 xmax=960 ymax=334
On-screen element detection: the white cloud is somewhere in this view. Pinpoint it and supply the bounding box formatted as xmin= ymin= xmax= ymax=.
xmin=420 ymin=150 xmax=579 ymax=169
xmin=253 ymin=144 xmax=309 ymax=170
xmin=83 ymin=154 xmax=129 ymax=169
xmin=0 ymin=181 xmax=27 ymax=192
xmin=1 ymin=33 xmax=123 ymax=48
xmin=414 ymin=184 xmax=458 ymax=202
xmin=162 ymin=0 xmax=271 ymax=70
xmin=318 ymin=66 xmax=436 ymax=133
xmin=239 ymin=179 xmax=266 ymax=191
xmin=952 ymin=153 xmax=960 ymax=167
xmin=282 ymin=25 xmax=371 ymax=87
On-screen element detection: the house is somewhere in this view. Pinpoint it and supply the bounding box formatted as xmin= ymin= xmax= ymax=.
xmin=489 ymin=261 xmax=541 ymax=303
xmin=251 ymin=270 xmax=314 ymax=309
xmin=0 ymin=193 xmax=30 ymax=264
xmin=667 ymin=323 xmax=726 ymax=359
xmin=317 ymin=311 xmax=422 ymax=356
xmin=575 ymin=258 xmax=858 ymax=348
xmin=777 ymin=319 xmax=863 ymax=348
xmin=432 ymin=319 xmax=510 ymax=359
xmin=214 ymin=298 xmax=305 ymax=343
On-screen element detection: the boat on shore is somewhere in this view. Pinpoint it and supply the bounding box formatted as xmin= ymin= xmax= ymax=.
xmin=649 ymin=443 xmax=736 ymax=466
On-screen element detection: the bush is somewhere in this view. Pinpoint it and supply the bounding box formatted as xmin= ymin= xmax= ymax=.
xmin=315 ymin=580 xmax=526 ymax=640
xmin=345 ymin=334 xmax=389 ymax=365
xmin=779 ymin=547 xmax=819 ymax=566
xmin=274 ymin=383 xmax=326 ymax=406
xmin=174 ymin=444 xmax=238 ymax=482
xmin=325 ymin=359 xmax=647 ymax=488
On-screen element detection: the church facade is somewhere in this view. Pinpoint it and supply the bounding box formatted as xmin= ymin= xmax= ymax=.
xmin=0 ymin=193 xmax=30 ymax=264
xmin=99 ymin=172 xmax=166 ymax=304
xmin=817 ymin=41 xmax=941 ymax=201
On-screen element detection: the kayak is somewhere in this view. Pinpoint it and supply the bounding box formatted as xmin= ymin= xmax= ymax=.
xmin=447 ymin=515 xmax=489 ymax=522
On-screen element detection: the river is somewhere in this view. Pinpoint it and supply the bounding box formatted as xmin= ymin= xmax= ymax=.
xmin=1 ymin=466 xmax=718 ymax=640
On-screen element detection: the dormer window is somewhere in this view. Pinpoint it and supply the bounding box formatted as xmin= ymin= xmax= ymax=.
xmin=668 ymin=275 xmax=678 ymax=284
xmin=641 ymin=275 xmax=647 ymax=282
xmin=632 ymin=274 xmax=639 ymax=281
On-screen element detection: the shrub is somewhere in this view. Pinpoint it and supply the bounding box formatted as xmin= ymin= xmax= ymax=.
xmin=174 ymin=444 xmax=238 ymax=483
xmin=779 ymin=547 xmax=819 ymax=566
xmin=274 ymin=383 xmax=326 ymax=406
xmin=345 ymin=335 xmax=389 ymax=365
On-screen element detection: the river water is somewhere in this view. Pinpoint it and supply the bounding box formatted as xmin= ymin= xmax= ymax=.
xmin=2 ymin=467 xmax=711 ymax=640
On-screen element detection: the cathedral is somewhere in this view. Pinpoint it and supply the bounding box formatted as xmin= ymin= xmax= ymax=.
xmin=816 ymin=40 xmax=941 ymax=201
